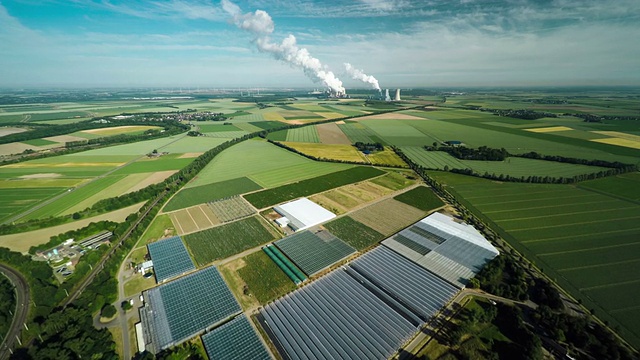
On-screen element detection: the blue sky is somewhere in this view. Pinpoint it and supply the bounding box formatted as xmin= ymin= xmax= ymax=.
xmin=1 ymin=0 xmax=639 ymax=89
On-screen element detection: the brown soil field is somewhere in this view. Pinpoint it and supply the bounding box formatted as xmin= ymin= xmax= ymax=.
xmin=0 ymin=143 xmax=42 ymax=156
xmin=0 ymin=127 xmax=27 ymax=137
xmin=350 ymin=198 xmax=426 ymax=236
xmin=311 ymin=181 xmax=393 ymax=214
xmin=0 ymin=202 xmax=145 ymax=253
xmin=178 ymin=152 xmax=203 ymax=158
xmin=169 ymin=205 xmax=220 ymax=235
xmin=19 ymin=173 xmax=62 ymax=179
xmin=4 ymin=162 xmax=124 ymax=168
xmin=335 ymin=121 xmax=346 ymax=125
xmin=123 ymin=170 xmax=176 ymax=194
xmin=316 ymin=123 xmax=352 ymax=144
xmin=82 ymin=125 xmax=157 ymax=135
xmin=355 ymin=112 xmax=424 ymax=121
xmin=44 ymin=134 xmax=88 ymax=143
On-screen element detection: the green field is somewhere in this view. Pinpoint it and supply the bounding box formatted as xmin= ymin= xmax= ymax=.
xmin=285 ymin=126 xmax=320 ymax=143
xmin=323 ymin=216 xmax=385 ymax=250
xmin=579 ymin=172 xmax=640 ymax=201
xmin=185 ymin=139 xmax=352 ymax=189
xmin=236 ymin=251 xmax=296 ymax=304
xmin=0 ymin=187 xmax=67 ymax=222
xmin=402 ymin=147 xmax=609 ymax=178
xmin=198 ymin=124 xmax=242 ymax=133
xmin=22 ymin=175 xmax=127 ymax=220
xmin=244 ymin=166 xmax=386 ymax=209
xmin=111 ymin=157 xmax=194 ymax=174
xmin=369 ymin=170 xmax=416 ymax=191
xmin=393 ymin=185 xmax=444 ymax=211
xmin=430 ymin=171 xmax=640 ymax=347
xmin=163 ymin=177 xmax=262 ymax=212
xmin=337 ymin=122 xmax=378 ymax=143
xmin=183 ymin=216 xmax=277 ymax=265
xmin=21 ymin=138 xmax=58 ymax=146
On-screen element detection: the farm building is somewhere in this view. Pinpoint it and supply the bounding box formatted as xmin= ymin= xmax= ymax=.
xmin=382 ymin=212 xmax=499 ymax=288
xmin=147 ymin=236 xmax=195 ymax=283
xmin=273 ymin=197 xmax=336 ymax=232
xmin=140 ymin=260 xmax=153 ymax=274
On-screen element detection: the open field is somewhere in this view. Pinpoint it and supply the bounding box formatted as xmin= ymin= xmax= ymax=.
xmin=309 ymin=180 xmax=393 ymax=214
xmin=164 ymin=177 xmax=262 ymax=212
xmin=337 ymin=121 xmax=378 ymax=143
xmin=578 ymin=172 xmax=640 ymax=201
xmin=402 ymin=146 xmax=609 ymax=178
xmin=429 ymin=171 xmax=640 ymax=347
xmin=280 ymin=142 xmax=367 ymax=163
xmin=0 ymin=202 xmax=144 ymax=252
xmin=236 ymin=251 xmax=296 ymax=304
xmin=136 ymin=214 xmax=175 ymax=247
xmin=323 ymin=216 xmax=385 ymax=250
xmin=316 ymin=122 xmax=352 ymax=144
xmin=244 ymin=166 xmax=385 ymax=209
xmin=349 ymin=198 xmax=427 ymax=236
xmin=80 ymin=125 xmax=160 ymax=136
xmin=0 ymin=187 xmax=67 ymax=223
xmin=285 ymin=126 xmax=320 ymax=143
xmin=369 ymin=170 xmax=417 ymax=190
xmin=366 ymin=147 xmax=407 ymax=167
xmin=185 ymin=139 xmax=352 ymax=189
xmin=393 ymin=185 xmax=444 ymax=211
xmin=169 ymin=205 xmax=219 ymax=235
xmin=183 ymin=216 xmax=278 ymax=265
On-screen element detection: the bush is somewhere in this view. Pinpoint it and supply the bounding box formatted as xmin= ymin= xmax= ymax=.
xmin=100 ymin=304 xmax=117 ymax=318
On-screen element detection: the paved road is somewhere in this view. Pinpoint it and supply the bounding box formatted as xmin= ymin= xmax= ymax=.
xmin=0 ymin=264 xmax=30 ymax=360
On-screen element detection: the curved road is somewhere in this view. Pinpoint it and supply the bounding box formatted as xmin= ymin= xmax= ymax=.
xmin=0 ymin=263 xmax=30 ymax=360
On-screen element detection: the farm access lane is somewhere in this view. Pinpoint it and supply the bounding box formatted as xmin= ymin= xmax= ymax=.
xmin=0 ymin=263 xmax=30 ymax=360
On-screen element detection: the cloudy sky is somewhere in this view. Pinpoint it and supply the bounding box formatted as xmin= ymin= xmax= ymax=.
xmin=1 ymin=0 xmax=639 ymax=89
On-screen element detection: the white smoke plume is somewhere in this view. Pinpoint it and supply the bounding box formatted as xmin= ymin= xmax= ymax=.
xmin=344 ymin=63 xmax=381 ymax=91
xmin=221 ymin=0 xmax=345 ymax=95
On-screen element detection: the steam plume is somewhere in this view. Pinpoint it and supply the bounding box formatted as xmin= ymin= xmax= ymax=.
xmin=344 ymin=63 xmax=381 ymax=91
xmin=222 ymin=0 xmax=345 ymax=95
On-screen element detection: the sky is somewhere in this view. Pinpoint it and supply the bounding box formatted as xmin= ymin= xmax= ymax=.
xmin=0 ymin=0 xmax=639 ymax=89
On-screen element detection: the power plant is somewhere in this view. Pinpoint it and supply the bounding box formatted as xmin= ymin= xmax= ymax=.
xmin=394 ymin=89 xmax=401 ymax=101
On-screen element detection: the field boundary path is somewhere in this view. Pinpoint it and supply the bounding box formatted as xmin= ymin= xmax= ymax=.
xmin=0 ymin=263 xmax=30 ymax=360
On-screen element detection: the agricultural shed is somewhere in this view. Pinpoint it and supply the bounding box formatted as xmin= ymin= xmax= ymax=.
xmin=147 ymin=236 xmax=195 ymax=283
xmin=201 ymin=315 xmax=271 ymax=360
xmin=140 ymin=260 xmax=153 ymax=274
xmin=382 ymin=212 xmax=499 ymax=288
xmin=260 ymin=246 xmax=458 ymax=360
xmin=273 ymin=197 xmax=336 ymax=232
xmin=274 ymin=229 xmax=355 ymax=276
xmin=139 ymin=266 xmax=241 ymax=353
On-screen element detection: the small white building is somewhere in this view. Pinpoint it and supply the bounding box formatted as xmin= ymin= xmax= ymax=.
xmin=141 ymin=260 xmax=154 ymax=274
xmin=275 ymin=217 xmax=290 ymax=228
xmin=273 ymin=198 xmax=336 ymax=232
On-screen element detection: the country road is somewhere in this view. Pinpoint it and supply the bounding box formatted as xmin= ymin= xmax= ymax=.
xmin=0 ymin=264 xmax=30 ymax=360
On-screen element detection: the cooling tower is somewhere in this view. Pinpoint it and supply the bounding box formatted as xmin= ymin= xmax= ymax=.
xmin=394 ymin=89 xmax=401 ymax=101
xmin=385 ymin=89 xmax=391 ymax=101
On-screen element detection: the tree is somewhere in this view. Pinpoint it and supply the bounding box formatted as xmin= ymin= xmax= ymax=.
xmin=121 ymin=300 xmax=133 ymax=311
xmin=101 ymin=303 xmax=117 ymax=319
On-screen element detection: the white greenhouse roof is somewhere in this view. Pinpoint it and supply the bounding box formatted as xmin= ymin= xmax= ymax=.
xmin=274 ymin=198 xmax=336 ymax=231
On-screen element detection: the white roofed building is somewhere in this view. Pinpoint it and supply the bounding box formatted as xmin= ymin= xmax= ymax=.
xmin=273 ymin=198 xmax=336 ymax=232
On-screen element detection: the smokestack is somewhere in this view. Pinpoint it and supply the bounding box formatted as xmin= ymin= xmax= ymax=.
xmin=344 ymin=63 xmax=380 ymax=91
xmin=385 ymin=89 xmax=391 ymax=102
xmin=394 ymin=89 xmax=401 ymax=101
xmin=222 ymin=0 xmax=345 ymax=96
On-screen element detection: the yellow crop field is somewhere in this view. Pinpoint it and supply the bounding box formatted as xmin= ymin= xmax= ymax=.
xmin=263 ymin=112 xmax=286 ymax=121
xmin=319 ymin=112 xmax=346 ymax=119
xmin=592 ymin=131 xmax=640 ymax=142
xmin=591 ymin=137 xmax=640 ymax=149
xmin=81 ymin=125 xmax=160 ymax=136
xmin=525 ymin=126 xmax=573 ymax=133
xmin=366 ymin=148 xmax=407 ymax=167
xmin=280 ymin=142 xmax=367 ymax=163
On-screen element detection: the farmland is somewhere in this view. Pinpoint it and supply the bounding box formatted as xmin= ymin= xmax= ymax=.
xmin=309 ymin=180 xmax=393 ymax=214
xmin=401 ymin=146 xmax=609 ymax=178
xmin=280 ymin=142 xmax=367 ymax=163
xmin=236 ymin=251 xmax=296 ymax=304
xmin=285 ymin=126 xmax=320 ymax=143
xmin=244 ymin=166 xmax=386 ymax=209
xmin=183 ymin=216 xmax=278 ymax=265
xmin=207 ymin=196 xmax=255 ymax=223
xmin=349 ymin=198 xmax=428 ymax=236
xmin=164 ymin=177 xmax=262 ymax=212
xmin=169 ymin=205 xmax=220 ymax=235
xmin=393 ymin=185 xmax=444 ymax=211
xmin=323 ymin=216 xmax=385 ymax=250
xmin=429 ymin=171 xmax=640 ymax=347
xmin=0 ymin=187 xmax=67 ymax=223
xmin=185 ymin=139 xmax=352 ymax=189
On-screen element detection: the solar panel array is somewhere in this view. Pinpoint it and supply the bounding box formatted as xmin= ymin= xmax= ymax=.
xmin=261 ymin=246 xmax=459 ymax=360
xmin=201 ymin=316 xmax=271 ymax=360
xmin=275 ymin=230 xmax=355 ymax=275
xmin=141 ymin=266 xmax=241 ymax=351
xmin=382 ymin=213 xmax=499 ymax=287
xmin=147 ymin=236 xmax=196 ymax=283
